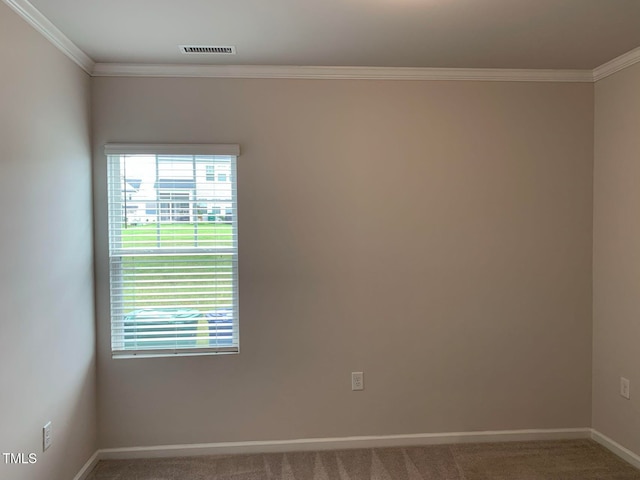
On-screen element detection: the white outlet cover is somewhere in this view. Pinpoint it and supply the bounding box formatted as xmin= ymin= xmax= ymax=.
xmin=43 ymin=422 xmax=52 ymax=451
xmin=621 ymin=377 xmax=631 ymax=399
xmin=352 ymin=372 xmax=364 ymax=391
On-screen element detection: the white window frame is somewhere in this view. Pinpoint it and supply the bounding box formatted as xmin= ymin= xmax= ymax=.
xmin=105 ymin=143 xmax=240 ymax=358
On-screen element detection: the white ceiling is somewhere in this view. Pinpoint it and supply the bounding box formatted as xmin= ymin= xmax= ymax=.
xmin=24 ymin=0 xmax=640 ymax=69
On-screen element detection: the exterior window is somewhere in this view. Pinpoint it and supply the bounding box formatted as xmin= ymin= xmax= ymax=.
xmin=158 ymin=192 xmax=190 ymax=222
xmin=105 ymin=144 xmax=240 ymax=357
xmin=205 ymin=165 xmax=215 ymax=181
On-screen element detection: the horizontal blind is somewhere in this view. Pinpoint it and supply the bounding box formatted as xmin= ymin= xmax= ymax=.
xmin=105 ymin=143 xmax=240 ymax=156
xmin=107 ymin=149 xmax=239 ymax=356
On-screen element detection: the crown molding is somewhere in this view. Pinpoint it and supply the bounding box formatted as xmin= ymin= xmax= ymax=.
xmin=593 ymin=45 xmax=640 ymax=82
xmin=2 ymin=0 xmax=94 ymax=73
xmin=91 ymin=63 xmax=594 ymax=82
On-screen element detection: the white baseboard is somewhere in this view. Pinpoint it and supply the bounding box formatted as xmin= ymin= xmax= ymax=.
xmin=591 ymin=430 xmax=640 ymax=470
xmin=98 ymin=427 xmax=591 ymax=460
xmin=73 ymin=427 xmax=640 ymax=477
xmin=71 ymin=450 xmax=100 ymax=480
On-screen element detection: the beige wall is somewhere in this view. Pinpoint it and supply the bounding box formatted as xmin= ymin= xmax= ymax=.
xmin=0 ymin=3 xmax=96 ymax=480
xmin=92 ymin=77 xmax=594 ymax=448
xmin=593 ymin=62 xmax=640 ymax=456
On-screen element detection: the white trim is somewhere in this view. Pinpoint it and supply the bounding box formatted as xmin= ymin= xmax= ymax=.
xmin=591 ymin=430 xmax=640 ymax=470
xmin=91 ymin=63 xmax=594 ymax=83
xmin=2 ymin=0 xmax=94 ymax=74
xmin=104 ymin=143 xmax=240 ymax=156
xmin=593 ymin=46 xmax=640 ymax=82
xmin=71 ymin=450 xmax=100 ymax=480
xmin=76 ymin=429 xmax=640 ymax=474
xmin=99 ymin=428 xmax=591 ymax=460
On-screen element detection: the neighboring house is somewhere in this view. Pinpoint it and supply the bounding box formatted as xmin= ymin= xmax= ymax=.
xmin=123 ymin=156 xmax=233 ymax=224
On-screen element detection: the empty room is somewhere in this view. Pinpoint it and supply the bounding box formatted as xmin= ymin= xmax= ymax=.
xmin=1 ymin=0 xmax=639 ymax=479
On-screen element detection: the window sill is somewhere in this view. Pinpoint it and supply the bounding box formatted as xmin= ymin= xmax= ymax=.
xmin=112 ymin=348 xmax=239 ymax=360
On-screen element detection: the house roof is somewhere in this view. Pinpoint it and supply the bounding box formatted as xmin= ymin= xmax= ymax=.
xmin=125 ymin=179 xmax=142 ymax=190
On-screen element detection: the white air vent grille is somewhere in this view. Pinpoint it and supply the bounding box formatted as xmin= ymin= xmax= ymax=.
xmin=180 ymin=45 xmax=236 ymax=55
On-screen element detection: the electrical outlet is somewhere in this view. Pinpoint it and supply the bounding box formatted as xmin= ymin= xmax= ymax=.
xmin=352 ymin=372 xmax=364 ymax=391
xmin=43 ymin=422 xmax=52 ymax=451
xmin=621 ymin=377 xmax=630 ymax=399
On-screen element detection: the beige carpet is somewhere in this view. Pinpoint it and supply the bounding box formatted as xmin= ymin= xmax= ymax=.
xmin=87 ymin=439 xmax=640 ymax=479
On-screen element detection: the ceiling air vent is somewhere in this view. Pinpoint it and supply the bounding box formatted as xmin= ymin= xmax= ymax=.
xmin=180 ymin=45 xmax=236 ymax=55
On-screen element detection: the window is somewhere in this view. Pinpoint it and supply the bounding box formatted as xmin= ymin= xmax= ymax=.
xmin=158 ymin=192 xmax=190 ymax=222
xmin=105 ymin=144 xmax=240 ymax=357
xmin=205 ymin=165 xmax=215 ymax=181
xmin=217 ymin=173 xmax=227 ymax=182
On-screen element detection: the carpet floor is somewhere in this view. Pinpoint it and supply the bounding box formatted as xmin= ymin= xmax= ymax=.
xmin=87 ymin=439 xmax=640 ymax=480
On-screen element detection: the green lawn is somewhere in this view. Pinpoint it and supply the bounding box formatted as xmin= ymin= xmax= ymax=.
xmin=118 ymin=223 xmax=235 ymax=342
xmin=121 ymin=222 xmax=233 ymax=248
